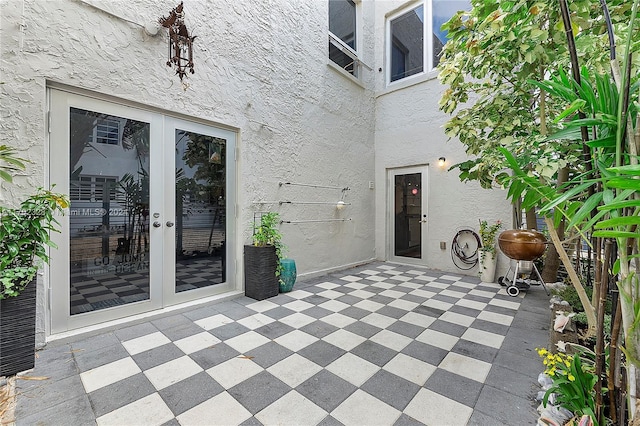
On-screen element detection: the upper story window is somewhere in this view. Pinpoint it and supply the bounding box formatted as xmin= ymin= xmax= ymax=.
xmin=387 ymin=0 xmax=470 ymax=84
xmin=329 ymin=0 xmax=363 ymax=78
xmin=94 ymin=118 xmax=120 ymax=145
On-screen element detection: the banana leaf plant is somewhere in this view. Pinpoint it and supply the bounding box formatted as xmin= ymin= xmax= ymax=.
xmin=498 ymin=0 xmax=640 ymax=422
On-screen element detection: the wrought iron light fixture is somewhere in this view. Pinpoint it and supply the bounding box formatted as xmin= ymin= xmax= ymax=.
xmin=159 ymin=2 xmax=195 ymax=81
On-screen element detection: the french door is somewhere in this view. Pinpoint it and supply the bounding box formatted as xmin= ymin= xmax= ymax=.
xmin=49 ymin=89 xmax=236 ymax=334
xmin=388 ymin=166 xmax=429 ymax=264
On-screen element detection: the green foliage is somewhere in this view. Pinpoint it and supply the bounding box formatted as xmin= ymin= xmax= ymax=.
xmin=495 ymin=0 xmax=640 ymax=371
xmin=252 ymin=212 xmax=286 ymax=278
xmin=0 ymin=145 xmax=27 ymax=183
xmin=552 ymin=285 xmax=592 ymax=314
xmin=438 ymin=0 xmax=635 ymax=188
xmin=478 ymin=219 xmax=502 ymax=255
xmin=573 ymin=312 xmax=612 ymax=341
xmin=538 ymin=348 xmax=599 ymax=425
xmin=0 ymin=189 xmax=68 ymax=299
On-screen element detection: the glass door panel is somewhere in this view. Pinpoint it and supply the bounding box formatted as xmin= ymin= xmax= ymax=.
xmin=394 ymin=172 xmax=422 ymax=258
xmin=68 ymin=107 xmax=151 ymax=315
xmin=49 ymin=89 xmax=237 ymax=334
xmin=174 ymin=130 xmax=226 ymax=293
xmin=389 ymin=166 xmax=428 ymax=265
xmin=164 ymin=118 xmax=236 ymax=307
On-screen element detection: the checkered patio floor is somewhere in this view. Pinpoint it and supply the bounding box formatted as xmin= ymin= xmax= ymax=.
xmin=15 ymin=261 xmax=550 ymax=425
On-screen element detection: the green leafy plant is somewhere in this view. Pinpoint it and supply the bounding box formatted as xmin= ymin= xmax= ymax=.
xmin=538 ymin=348 xmax=599 ymax=425
xmin=0 ymin=145 xmax=27 ymax=183
xmin=252 ymin=212 xmax=286 ymax=279
xmin=0 ymin=189 xmax=68 ymax=299
xmin=478 ymin=219 xmax=502 ymax=256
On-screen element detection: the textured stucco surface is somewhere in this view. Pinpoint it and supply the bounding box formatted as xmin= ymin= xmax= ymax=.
xmin=1 ymin=0 xmax=376 ymax=341
xmin=1 ymin=0 xmax=510 ymax=341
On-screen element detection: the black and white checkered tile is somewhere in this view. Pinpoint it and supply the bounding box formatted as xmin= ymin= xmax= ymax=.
xmin=18 ymin=262 xmax=542 ymax=426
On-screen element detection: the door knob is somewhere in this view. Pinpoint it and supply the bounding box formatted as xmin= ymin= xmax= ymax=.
xmin=153 ymin=221 xmax=162 ymax=228
xmin=166 ymin=221 xmax=175 ymax=227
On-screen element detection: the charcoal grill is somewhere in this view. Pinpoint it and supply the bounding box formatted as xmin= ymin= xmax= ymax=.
xmin=497 ymin=229 xmax=550 ymax=297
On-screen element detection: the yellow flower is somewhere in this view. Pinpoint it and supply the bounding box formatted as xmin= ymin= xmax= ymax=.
xmin=568 ymin=374 xmax=575 ymax=382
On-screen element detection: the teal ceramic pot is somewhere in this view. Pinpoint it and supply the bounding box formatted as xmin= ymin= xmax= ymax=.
xmin=279 ymin=258 xmax=297 ymax=292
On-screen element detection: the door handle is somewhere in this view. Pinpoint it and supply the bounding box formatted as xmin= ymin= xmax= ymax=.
xmin=420 ymin=219 xmax=428 ymax=223
xmin=166 ymin=221 xmax=175 ymax=227
xmin=153 ymin=221 xmax=162 ymax=228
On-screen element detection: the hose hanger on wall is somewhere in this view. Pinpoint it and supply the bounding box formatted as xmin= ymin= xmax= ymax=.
xmin=451 ymin=228 xmax=481 ymax=270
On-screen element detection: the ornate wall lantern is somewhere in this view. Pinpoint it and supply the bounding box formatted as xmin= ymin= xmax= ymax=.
xmin=159 ymin=2 xmax=195 ymax=81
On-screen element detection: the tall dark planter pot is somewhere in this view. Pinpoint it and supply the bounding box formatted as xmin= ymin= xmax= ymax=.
xmin=244 ymin=245 xmax=279 ymax=300
xmin=0 ymin=278 xmax=37 ymax=376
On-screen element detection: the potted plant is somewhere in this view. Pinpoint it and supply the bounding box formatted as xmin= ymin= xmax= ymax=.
xmin=0 ymin=145 xmax=68 ymax=376
xmin=478 ymin=219 xmax=502 ymax=283
xmin=244 ymin=212 xmax=285 ymax=300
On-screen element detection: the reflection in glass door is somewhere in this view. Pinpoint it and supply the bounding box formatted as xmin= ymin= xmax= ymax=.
xmin=390 ymin=167 xmax=428 ymax=263
xmin=174 ymin=130 xmax=226 ymax=293
xmin=68 ymin=108 xmax=151 ymax=315
xmin=50 ymin=89 xmax=237 ymax=334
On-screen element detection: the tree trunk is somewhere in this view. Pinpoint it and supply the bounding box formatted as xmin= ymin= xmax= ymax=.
xmin=541 ymin=167 xmax=569 ymax=283
xmin=544 ymin=216 xmax=597 ymax=336
xmin=631 ymin=367 xmax=640 ymax=425
xmin=525 ymin=208 xmax=537 ymax=230
xmin=541 ymin=234 xmax=562 ymax=283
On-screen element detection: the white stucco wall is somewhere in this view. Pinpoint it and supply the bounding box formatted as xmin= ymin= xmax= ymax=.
xmin=1 ymin=0 xmax=517 ymax=344
xmin=372 ymin=1 xmax=513 ymax=276
xmin=0 ymin=0 xmax=376 ymax=342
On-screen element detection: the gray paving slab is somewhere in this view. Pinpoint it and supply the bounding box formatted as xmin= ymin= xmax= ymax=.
xmin=16 ymin=373 xmax=87 ymax=414
xmin=113 ymin=322 xmax=160 ymax=341
xmin=16 ymin=394 xmax=95 ymax=426
xmin=451 ymin=338 xmax=499 ymax=363
xmin=296 ymin=369 xmax=357 ymax=413
xmin=28 ymin=343 xmax=77 ymax=380
xmin=228 ymin=371 xmax=291 ymax=414
xmin=72 ymin=340 xmax=129 ymax=372
xmin=88 ymin=372 xmax=156 ymax=417
xmin=361 ymin=369 xmax=420 ymax=411
xmin=474 ymin=384 xmax=539 ymax=425
xmin=394 ymin=413 xmax=425 ymax=425
xmin=158 ymin=371 xmax=224 ymax=416
xmin=69 ymin=331 xmax=120 ymax=352
xmin=151 ymin=313 xmax=193 ymax=331
xmin=160 ymin=321 xmax=208 ymax=341
xmin=466 ymin=409 xmax=510 ymax=426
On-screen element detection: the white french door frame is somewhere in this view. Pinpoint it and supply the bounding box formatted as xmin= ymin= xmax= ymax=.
xmin=163 ymin=117 xmax=237 ymax=306
xmin=387 ymin=165 xmax=430 ymax=265
xmin=48 ymin=88 xmax=238 ymax=335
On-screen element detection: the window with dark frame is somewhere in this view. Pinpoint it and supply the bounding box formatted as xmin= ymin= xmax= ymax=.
xmin=329 ymin=0 xmax=358 ymax=77
xmin=94 ymin=118 xmax=120 ymax=145
xmin=388 ymin=0 xmax=470 ymax=84
xmin=390 ymin=5 xmax=424 ymax=83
